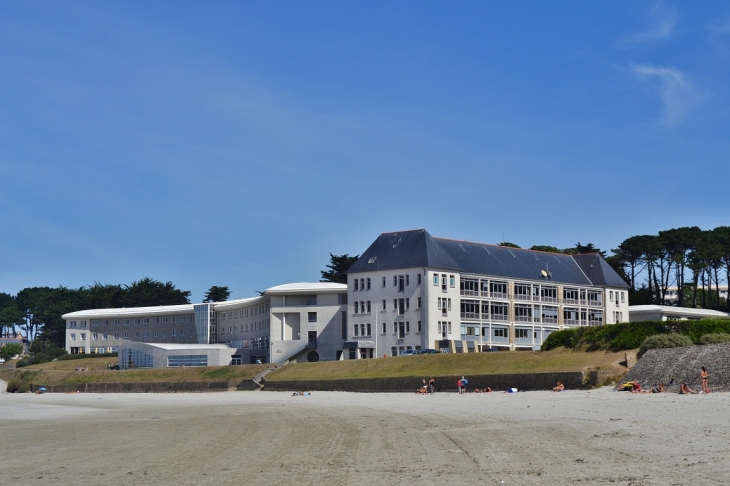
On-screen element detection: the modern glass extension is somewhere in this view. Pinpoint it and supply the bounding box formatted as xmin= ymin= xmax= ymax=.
xmin=120 ymin=348 xmax=153 ymax=369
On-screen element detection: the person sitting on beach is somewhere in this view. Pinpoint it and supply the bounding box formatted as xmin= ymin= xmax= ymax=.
xmin=650 ymin=383 xmax=665 ymax=394
xmin=631 ymin=381 xmax=642 ymax=393
xmin=679 ymin=383 xmax=696 ymax=394
xmin=474 ymin=388 xmax=482 ymax=393
xmin=553 ymin=381 xmax=564 ymax=392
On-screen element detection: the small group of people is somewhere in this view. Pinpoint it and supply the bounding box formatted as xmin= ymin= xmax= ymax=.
xmin=416 ymin=377 xmax=436 ymax=394
xmin=457 ymin=376 xmax=468 ymax=394
xmin=74 ymin=366 xmax=88 ymax=372
xmin=473 ymin=387 xmax=492 ymax=393
xmin=618 ymin=366 xmax=711 ymax=395
xmin=552 ymin=381 xmax=565 ymax=392
xmin=291 ymin=391 xmax=311 ymax=396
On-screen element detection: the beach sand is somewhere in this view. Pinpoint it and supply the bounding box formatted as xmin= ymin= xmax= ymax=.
xmin=1 ymin=385 xmax=728 ymax=485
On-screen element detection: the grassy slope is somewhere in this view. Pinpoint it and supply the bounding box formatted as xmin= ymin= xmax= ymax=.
xmin=0 ymin=349 xmax=631 ymax=387
xmin=266 ymin=348 xmax=631 ymax=381
xmin=0 ymin=356 xmax=268 ymax=387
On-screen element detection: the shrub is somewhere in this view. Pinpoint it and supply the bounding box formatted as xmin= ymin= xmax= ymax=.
xmin=684 ymin=320 xmax=730 ymax=343
xmin=541 ymin=329 xmax=577 ymax=351
xmin=698 ymin=333 xmax=730 ymax=345
xmin=5 ymin=378 xmax=27 ymax=393
xmin=638 ymin=333 xmax=693 ymax=358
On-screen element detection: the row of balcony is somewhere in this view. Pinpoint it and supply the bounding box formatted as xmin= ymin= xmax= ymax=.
xmin=460 ymin=290 xmax=603 ymax=306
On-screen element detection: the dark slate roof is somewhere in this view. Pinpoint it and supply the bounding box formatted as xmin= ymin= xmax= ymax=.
xmin=347 ymin=229 xmax=461 ymax=274
xmin=349 ymin=230 xmax=630 ymax=289
xmin=572 ymin=254 xmax=630 ymax=289
xmin=435 ymin=238 xmax=593 ymax=286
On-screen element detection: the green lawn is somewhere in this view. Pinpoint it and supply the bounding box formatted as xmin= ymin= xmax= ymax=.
xmin=0 ymin=349 xmax=631 ymax=389
xmin=265 ymin=348 xmax=631 ymax=381
xmin=0 ymin=358 xmax=269 ymax=388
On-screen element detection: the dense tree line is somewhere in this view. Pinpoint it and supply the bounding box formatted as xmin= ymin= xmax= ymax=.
xmin=0 ymin=278 xmax=191 ymax=348
xmin=609 ymin=226 xmax=730 ymax=309
xmin=508 ymin=227 xmax=730 ymax=310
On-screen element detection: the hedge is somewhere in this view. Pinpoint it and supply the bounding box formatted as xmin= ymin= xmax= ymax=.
xmin=541 ymin=319 xmax=730 ymax=352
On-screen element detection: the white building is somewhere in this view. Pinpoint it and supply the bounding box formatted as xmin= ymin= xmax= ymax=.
xmin=345 ymin=230 xmax=630 ymax=356
xmin=628 ymin=305 xmax=729 ymax=322
xmin=663 ymin=285 xmax=728 ymax=305
xmin=63 ymin=282 xmax=347 ymax=366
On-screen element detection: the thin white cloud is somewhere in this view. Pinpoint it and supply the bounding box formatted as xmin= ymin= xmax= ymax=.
xmin=629 ymin=64 xmax=703 ymax=128
xmin=615 ymin=2 xmax=678 ymax=48
xmin=707 ymin=18 xmax=730 ymax=53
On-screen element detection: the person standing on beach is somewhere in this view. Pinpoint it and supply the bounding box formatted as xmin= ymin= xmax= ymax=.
xmin=428 ymin=377 xmax=435 ymax=394
xmin=701 ymin=366 xmax=710 ymax=394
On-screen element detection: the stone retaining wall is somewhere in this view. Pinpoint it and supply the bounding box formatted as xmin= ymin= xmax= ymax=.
xmin=263 ymin=371 xmax=620 ymax=393
xmin=30 ymin=381 xmax=230 ymax=393
xmin=622 ymin=343 xmax=730 ymax=393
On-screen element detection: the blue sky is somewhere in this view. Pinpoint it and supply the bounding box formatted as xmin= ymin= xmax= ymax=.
xmin=2 ymin=1 xmax=729 ymax=302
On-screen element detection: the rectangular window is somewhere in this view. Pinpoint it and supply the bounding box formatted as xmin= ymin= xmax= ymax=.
xmin=360 ymin=278 xmax=365 ymax=291
xmin=366 ymin=323 xmax=371 ymax=336
xmin=80 ymin=334 xmax=85 ymax=341
xmin=190 ymin=329 xmax=194 ymax=336
xmin=417 ymin=297 xmax=422 ymax=308
xmin=433 ymin=275 xmax=438 ymax=286
xmin=621 ymin=292 xmax=625 ymax=303
xmin=393 ymin=276 xmax=398 ymax=287
xmin=405 ymin=321 xmax=410 ymax=333
xmin=70 ymin=333 xmax=76 ymax=341
xmin=393 ymin=322 xmax=398 ymax=334
xmin=367 ymin=301 xmax=371 ymax=313
xmin=494 ymin=328 xmax=507 ymax=338
xmin=163 ymin=331 xmax=167 ymax=338
xmin=92 ymin=333 xmax=98 ymax=340
xmin=406 ymin=275 xmax=410 ymax=286
xmin=382 ymin=322 xmax=386 ymax=334
xmin=447 ymin=298 xmax=451 ymax=311
xmin=354 ymin=279 xmax=359 ymax=291
xmin=154 ymin=331 xmax=159 ymax=338
xmin=308 ymin=312 xmax=317 ymax=322
xmin=366 ymin=278 xmax=371 ymax=290
xmin=382 ymin=276 xmax=386 ymax=287
xmin=360 ymin=324 xmax=365 ymax=336
xmin=114 ymin=332 xmax=120 ymax=339
xmin=354 ymin=302 xmax=359 ymax=314
xmin=417 ymin=320 xmax=422 ymax=332
xmin=354 ymin=324 xmax=359 ymax=336
xmin=417 ymin=273 xmax=422 ymax=285
xmin=449 ymin=275 xmax=455 ymax=288
xmin=122 ymin=332 xmax=127 ymax=339
xmin=516 ymin=329 xmax=529 ymax=339
xmin=102 ymin=334 xmax=107 ymax=340
xmin=609 ymin=291 xmax=614 ymax=301
xmin=172 ymin=330 xmax=177 ymax=337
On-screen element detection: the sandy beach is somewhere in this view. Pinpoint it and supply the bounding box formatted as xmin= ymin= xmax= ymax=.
xmin=1 ymin=385 xmax=728 ymax=485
